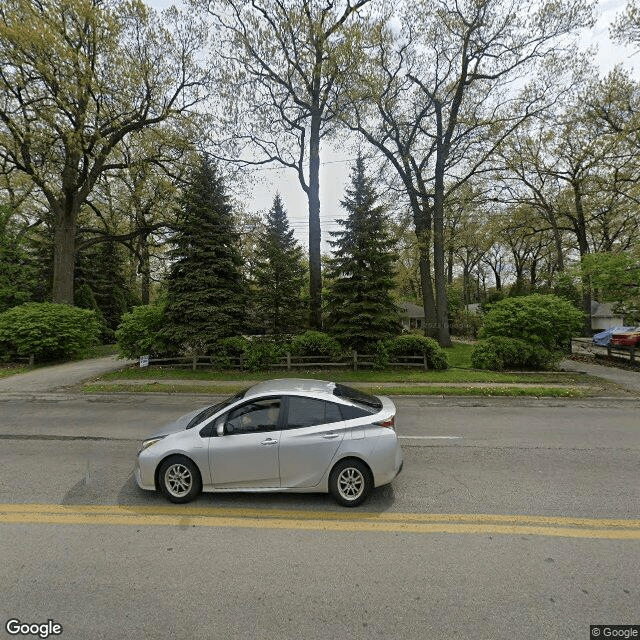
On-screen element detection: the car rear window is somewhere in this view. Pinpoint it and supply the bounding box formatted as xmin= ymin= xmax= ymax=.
xmin=186 ymin=388 xmax=248 ymax=429
xmin=333 ymin=384 xmax=382 ymax=414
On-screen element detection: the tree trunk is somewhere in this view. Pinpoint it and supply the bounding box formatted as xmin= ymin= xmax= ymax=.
xmin=308 ymin=113 xmax=322 ymax=329
xmin=573 ymin=185 xmax=592 ymax=337
xmin=433 ymin=160 xmax=452 ymax=347
xmin=139 ymin=237 xmax=151 ymax=305
xmin=52 ymin=210 xmax=77 ymax=305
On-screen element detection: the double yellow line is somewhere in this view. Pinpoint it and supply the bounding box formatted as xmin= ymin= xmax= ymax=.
xmin=1 ymin=503 xmax=639 ymax=539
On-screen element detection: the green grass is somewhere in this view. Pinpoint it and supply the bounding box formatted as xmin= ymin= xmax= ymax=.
xmin=0 ymin=364 xmax=29 ymax=379
xmin=444 ymin=342 xmax=475 ymax=368
xmin=99 ymin=364 xmax=588 ymax=385
xmin=83 ymin=381 xmax=591 ymax=398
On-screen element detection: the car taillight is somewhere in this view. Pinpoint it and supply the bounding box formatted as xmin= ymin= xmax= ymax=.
xmin=376 ymin=416 xmax=395 ymax=429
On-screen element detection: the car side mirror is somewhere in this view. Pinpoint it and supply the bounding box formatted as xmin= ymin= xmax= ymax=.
xmin=216 ymin=423 xmax=225 ymax=437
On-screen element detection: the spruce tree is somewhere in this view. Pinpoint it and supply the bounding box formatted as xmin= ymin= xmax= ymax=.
xmin=325 ymin=155 xmax=402 ymax=351
xmin=76 ymin=239 xmax=131 ymax=337
xmin=163 ymin=157 xmax=246 ymax=353
xmin=252 ymin=194 xmax=306 ymax=333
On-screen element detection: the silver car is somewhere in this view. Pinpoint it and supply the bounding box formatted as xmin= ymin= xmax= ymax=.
xmin=135 ymin=378 xmax=403 ymax=507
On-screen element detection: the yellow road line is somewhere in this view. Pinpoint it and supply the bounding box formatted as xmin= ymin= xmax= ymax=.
xmin=0 ymin=503 xmax=639 ymax=539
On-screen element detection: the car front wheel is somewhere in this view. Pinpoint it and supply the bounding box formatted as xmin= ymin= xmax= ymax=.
xmin=329 ymin=459 xmax=372 ymax=507
xmin=158 ymin=456 xmax=202 ymax=503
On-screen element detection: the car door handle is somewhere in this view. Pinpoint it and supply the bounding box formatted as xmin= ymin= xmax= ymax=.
xmin=322 ymin=434 xmax=340 ymax=439
xmin=261 ymin=438 xmax=278 ymax=445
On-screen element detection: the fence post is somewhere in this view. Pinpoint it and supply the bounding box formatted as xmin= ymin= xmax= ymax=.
xmin=631 ymin=348 xmax=636 ymax=365
xmin=29 ymin=354 xmax=34 ymax=366
xmin=192 ymin=355 xmax=197 ymax=372
xmin=607 ymin=346 xmax=612 ymax=358
xmin=353 ymin=350 xmax=358 ymax=372
xmin=423 ymin=354 xmax=428 ymax=371
xmin=286 ymin=352 xmax=291 ymax=371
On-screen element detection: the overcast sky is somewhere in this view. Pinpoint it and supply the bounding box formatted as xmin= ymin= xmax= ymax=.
xmin=146 ymin=0 xmax=640 ymax=249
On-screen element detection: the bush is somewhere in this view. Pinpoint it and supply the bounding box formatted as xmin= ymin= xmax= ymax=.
xmin=243 ymin=337 xmax=286 ymax=371
xmin=115 ymin=304 xmax=168 ymax=359
xmin=289 ymin=331 xmax=341 ymax=358
xmin=382 ymin=334 xmax=449 ymax=370
xmin=471 ymin=336 xmax=556 ymax=371
xmin=479 ymin=294 xmax=584 ymax=353
xmin=0 ymin=302 xmax=100 ymax=362
xmin=450 ymin=309 xmax=483 ymax=338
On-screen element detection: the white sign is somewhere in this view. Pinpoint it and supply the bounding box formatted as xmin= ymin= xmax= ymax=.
xmin=139 ymin=355 xmax=150 ymax=368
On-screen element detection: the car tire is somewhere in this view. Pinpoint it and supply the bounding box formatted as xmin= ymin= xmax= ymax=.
xmin=158 ymin=456 xmax=202 ymax=504
xmin=329 ymin=459 xmax=372 ymax=507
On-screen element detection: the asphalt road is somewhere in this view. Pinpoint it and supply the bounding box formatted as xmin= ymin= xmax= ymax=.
xmin=0 ymin=394 xmax=639 ymax=639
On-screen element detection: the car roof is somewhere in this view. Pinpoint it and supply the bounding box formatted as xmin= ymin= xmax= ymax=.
xmin=244 ymin=378 xmax=337 ymax=399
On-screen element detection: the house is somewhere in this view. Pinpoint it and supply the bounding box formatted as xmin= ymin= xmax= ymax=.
xmin=591 ymin=301 xmax=625 ymax=331
xmin=399 ymin=302 xmax=425 ymax=331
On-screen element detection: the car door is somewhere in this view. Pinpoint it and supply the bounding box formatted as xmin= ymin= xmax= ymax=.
xmin=208 ymin=396 xmax=282 ymax=488
xmin=278 ymin=396 xmax=346 ymax=488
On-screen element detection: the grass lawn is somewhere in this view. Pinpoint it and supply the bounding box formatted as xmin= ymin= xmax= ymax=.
xmin=98 ymin=343 xmax=585 ymax=385
xmin=0 ymin=364 xmax=29 ymax=379
xmin=86 ymin=343 xmax=598 ymax=397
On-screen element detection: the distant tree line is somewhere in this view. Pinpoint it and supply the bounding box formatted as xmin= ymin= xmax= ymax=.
xmin=1 ymin=0 xmax=640 ymax=347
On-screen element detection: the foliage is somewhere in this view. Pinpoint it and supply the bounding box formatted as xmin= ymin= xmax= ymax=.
xmin=289 ymin=331 xmax=341 ymax=358
xmin=581 ymin=252 xmax=640 ymax=322
xmin=0 ymin=0 xmax=209 ymax=304
xmin=242 ymin=337 xmax=287 ymax=372
xmin=0 ymin=205 xmax=37 ymax=311
xmin=252 ymin=194 xmax=306 ymax=333
xmin=324 ymin=155 xmax=402 ymax=351
xmin=0 ymin=302 xmax=100 ymax=362
xmin=450 ymin=309 xmax=483 ymax=339
xmin=76 ymin=239 xmax=134 ymax=342
xmin=471 ymin=336 xmax=556 ymax=371
xmin=382 ymin=334 xmax=449 ymax=370
xmin=552 ymin=273 xmax=582 ymax=308
xmin=163 ymin=157 xmax=247 ymax=354
xmin=479 ymin=294 xmax=584 ymax=353
xmin=115 ymin=304 xmax=168 ymax=359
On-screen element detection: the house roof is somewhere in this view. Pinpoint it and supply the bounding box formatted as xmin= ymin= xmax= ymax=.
xmin=399 ymin=302 xmax=424 ymax=318
xmin=591 ymin=301 xmax=623 ymax=319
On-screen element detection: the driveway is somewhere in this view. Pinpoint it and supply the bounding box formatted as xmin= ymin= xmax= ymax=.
xmin=0 ymin=356 xmax=133 ymax=394
xmin=560 ymin=358 xmax=640 ymax=394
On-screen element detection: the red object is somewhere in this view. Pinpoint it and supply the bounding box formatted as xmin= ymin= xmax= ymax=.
xmin=611 ymin=328 xmax=640 ymax=347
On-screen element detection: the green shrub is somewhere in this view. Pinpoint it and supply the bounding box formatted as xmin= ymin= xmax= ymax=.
xmin=450 ymin=309 xmax=483 ymax=338
xmin=0 ymin=302 xmax=100 ymax=362
xmin=289 ymin=331 xmax=341 ymax=358
xmin=115 ymin=304 xmax=168 ymax=359
xmin=471 ymin=336 xmax=558 ymax=371
xmin=208 ymin=336 xmax=251 ymax=369
xmin=382 ymin=334 xmax=449 ymax=370
xmin=479 ymin=294 xmax=584 ymax=353
xmin=243 ymin=337 xmax=286 ymax=371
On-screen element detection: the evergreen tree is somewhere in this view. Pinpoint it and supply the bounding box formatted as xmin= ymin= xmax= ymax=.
xmin=252 ymin=194 xmax=306 ymax=333
xmin=325 ymin=155 xmax=402 ymax=351
xmin=163 ymin=157 xmax=246 ymax=352
xmin=75 ymin=238 xmax=133 ymax=340
xmin=0 ymin=206 xmax=37 ymax=312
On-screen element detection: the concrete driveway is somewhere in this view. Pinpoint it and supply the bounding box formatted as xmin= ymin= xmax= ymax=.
xmin=0 ymin=356 xmax=133 ymax=394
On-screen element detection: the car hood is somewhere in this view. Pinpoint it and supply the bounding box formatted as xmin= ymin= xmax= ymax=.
xmin=143 ymin=406 xmax=210 ymax=440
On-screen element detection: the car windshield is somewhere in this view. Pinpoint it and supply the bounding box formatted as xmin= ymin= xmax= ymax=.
xmin=185 ymin=388 xmax=248 ymax=429
xmin=333 ymin=383 xmax=382 ymax=412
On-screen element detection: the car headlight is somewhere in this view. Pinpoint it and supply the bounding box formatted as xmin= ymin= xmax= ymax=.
xmin=139 ymin=437 xmax=164 ymax=453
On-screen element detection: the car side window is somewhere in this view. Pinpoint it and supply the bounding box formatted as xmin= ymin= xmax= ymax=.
xmin=225 ymin=398 xmax=281 ymax=435
xmin=286 ymin=397 xmax=343 ymax=430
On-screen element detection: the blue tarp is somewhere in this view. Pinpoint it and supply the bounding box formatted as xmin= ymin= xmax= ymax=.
xmin=592 ymin=326 xmax=635 ymax=347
